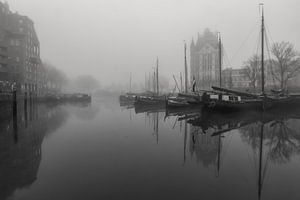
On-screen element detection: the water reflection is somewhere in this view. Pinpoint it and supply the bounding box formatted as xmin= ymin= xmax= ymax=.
xmin=241 ymin=116 xmax=300 ymax=164
xmin=124 ymin=97 xmax=300 ymax=200
xmin=189 ymin=109 xmax=300 ymax=199
xmin=1 ymin=97 xmax=299 ymax=200
xmin=0 ymin=102 xmax=89 ymax=200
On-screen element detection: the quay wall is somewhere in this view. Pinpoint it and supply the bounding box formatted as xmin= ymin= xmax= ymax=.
xmin=0 ymin=93 xmax=91 ymax=105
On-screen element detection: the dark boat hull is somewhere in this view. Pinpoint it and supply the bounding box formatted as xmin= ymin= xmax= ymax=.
xmin=134 ymin=95 xmax=166 ymax=106
xmin=134 ymin=103 xmax=165 ymax=114
xmin=204 ymin=95 xmax=300 ymax=112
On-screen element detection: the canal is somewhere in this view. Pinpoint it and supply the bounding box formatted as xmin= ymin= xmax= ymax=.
xmin=1 ymin=96 xmax=300 ymax=200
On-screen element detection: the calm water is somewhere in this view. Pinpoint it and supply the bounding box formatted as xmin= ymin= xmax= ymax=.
xmin=1 ymin=96 xmax=300 ymax=200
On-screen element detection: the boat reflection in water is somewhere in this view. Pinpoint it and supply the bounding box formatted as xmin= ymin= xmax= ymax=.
xmin=0 ymin=102 xmax=90 ymax=200
xmin=185 ymin=107 xmax=300 ymax=199
xmin=134 ymin=102 xmax=300 ymax=199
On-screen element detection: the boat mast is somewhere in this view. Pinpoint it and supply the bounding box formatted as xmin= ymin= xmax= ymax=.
xmin=156 ymin=57 xmax=159 ymax=95
xmin=218 ymin=33 xmax=222 ymax=87
xmin=153 ymin=71 xmax=156 ymax=93
xmin=180 ymin=72 xmax=183 ymax=92
xmin=184 ymin=42 xmax=188 ymax=93
xmin=260 ymin=3 xmax=265 ymax=94
xmin=217 ymin=133 xmax=221 ymax=177
xmin=216 ymin=30 xmax=223 ymax=175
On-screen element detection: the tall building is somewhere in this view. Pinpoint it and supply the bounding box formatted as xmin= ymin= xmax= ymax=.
xmin=190 ymin=29 xmax=222 ymax=90
xmin=0 ymin=1 xmax=42 ymax=95
xmin=0 ymin=1 xmax=12 ymax=90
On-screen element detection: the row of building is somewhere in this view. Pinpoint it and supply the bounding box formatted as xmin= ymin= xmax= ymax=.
xmin=190 ymin=29 xmax=300 ymax=91
xmin=0 ymin=1 xmax=59 ymax=96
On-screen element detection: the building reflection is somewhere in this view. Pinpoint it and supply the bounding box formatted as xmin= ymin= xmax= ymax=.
xmin=185 ymin=110 xmax=259 ymax=173
xmin=0 ymin=102 xmax=72 ymax=200
xmin=189 ymin=125 xmax=219 ymax=168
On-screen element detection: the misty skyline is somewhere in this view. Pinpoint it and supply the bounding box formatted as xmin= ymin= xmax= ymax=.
xmin=6 ymin=0 xmax=300 ymax=87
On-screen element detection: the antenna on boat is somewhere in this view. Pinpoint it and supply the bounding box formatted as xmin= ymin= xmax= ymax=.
xmin=180 ymin=72 xmax=183 ymax=92
xmin=218 ymin=32 xmax=222 ymax=87
xmin=156 ymin=57 xmax=159 ymax=95
xmin=260 ymin=3 xmax=265 ymax=95
xmin=184 ymin=41 xmax=188 ymax=93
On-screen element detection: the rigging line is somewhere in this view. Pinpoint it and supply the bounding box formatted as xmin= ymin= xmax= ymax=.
xmin=264 ymin=29 xmax=273 ymax=60
xmin=265 ymin=29 xmax=278 ymax=87
xmin=254 ymin=30 xmax=261 ymax=57
xmin=264 ymin=23 xmax=275 ymax=46
xmin=223 ymin=47 xmax=232 ymax=68
xmin=230 ymin=22 xmax=260 ymax=63
xmin=264 ymin=21 xmax=278 ymax=85
xmin=250 ymin=26 xmax=261 ymax=61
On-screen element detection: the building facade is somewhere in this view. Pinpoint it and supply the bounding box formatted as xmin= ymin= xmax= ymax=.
xmin=190 ymin=29 xmax=221 ymax=90
xmin=222 ymin=68 xmax=250 ymax=89
xmin=0 ymin=1 xmax=44 ymax=95
xmin=221 ymin=62 xmax=294 ymax=91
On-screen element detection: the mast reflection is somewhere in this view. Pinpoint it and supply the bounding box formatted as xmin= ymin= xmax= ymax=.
xmin=186 ymin=108 xmax=300 ymax=199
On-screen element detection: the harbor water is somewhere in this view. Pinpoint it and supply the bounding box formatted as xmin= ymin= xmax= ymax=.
xmin=1 ymin=96 xmax=300 ymax=200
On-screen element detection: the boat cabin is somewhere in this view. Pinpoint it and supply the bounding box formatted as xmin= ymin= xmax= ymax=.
xmin=206 ymin=93 xmax=242 ymax=103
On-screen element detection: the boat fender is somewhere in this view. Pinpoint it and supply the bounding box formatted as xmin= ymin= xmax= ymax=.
xmin=208 ymin=101 xmax=216 ymax=108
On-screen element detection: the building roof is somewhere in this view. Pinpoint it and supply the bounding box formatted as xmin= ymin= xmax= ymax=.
xmin=192 ymin=29 xmax=219 ymax=52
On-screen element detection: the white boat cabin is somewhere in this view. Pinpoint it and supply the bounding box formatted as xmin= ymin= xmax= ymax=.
xmin=208 ymin=94 xmax=242 ymax=102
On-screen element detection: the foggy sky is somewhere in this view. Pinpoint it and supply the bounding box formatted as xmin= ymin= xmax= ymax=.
xmin=6 ymin=0 xmax=300 ymax=87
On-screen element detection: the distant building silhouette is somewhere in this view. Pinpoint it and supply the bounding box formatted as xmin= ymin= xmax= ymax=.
xmin=221 ymin=60 xmax=300 ymax=91
xmin=190 ymin=29 xmax=222 ymax=90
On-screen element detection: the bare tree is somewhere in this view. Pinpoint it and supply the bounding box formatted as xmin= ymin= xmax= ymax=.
xmin=43 ymin=62 xmax=68 ymax=93
xmin=243 ymin=55 xmax=260 ymax=90
xmin=271 ymin=41 xmax=300 ymax=91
